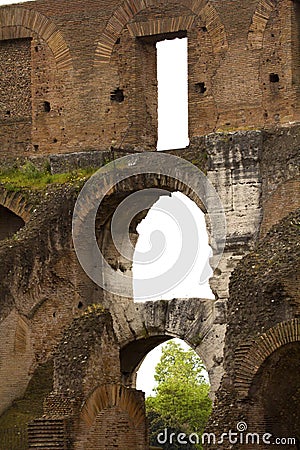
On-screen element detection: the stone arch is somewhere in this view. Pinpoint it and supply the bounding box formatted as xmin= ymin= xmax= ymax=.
xmin=109 ymin=297 xmax=225 ymax=397
xmin=0 ymin=189 xmax=32 ymax=240
xmin=0 ymin=188 xmax=33 ymax=223
xmin=97 ymin=171 xmax=208 ymax=221
xmin=235 ymin=318 xmax=300 ymax=397
xmin=0 ymin=7 xmax=72 ymax=69
xmin=247 ymin=0 xmax=277 ymax=50
xmin=120 ymin=334 xmax=213 ymax=388
xmin=248 ymin=341 xmax=300 ymax=444
xmin=94 ymin=0 xmax=227 ymax=64
xmin=79 ymin=384 xmax=147 ymax=450
xmin=95 ymin=170 xmax=221 ymax=300
xmin=80 ymin=384 xmax=145 ymax=427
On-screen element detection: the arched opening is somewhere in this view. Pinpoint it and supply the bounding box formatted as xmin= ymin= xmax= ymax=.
xmin=132 ymin=191 xmax=215 ymax=301
xmin=132 ymin=338 xmax=211 ymax=449
xmin=75 ymin=156 xmax=225 ymax=306
xmin=121 ymin=335 xmax=170 ymax=388
xmin=0 ymin=205 xmax=25 ymax=241
xmin=249 ymin=342 xmax=300 ymax=448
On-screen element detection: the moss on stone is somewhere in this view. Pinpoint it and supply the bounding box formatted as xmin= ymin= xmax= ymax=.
xmin=0 ymin=163 xmax=97 ymax=192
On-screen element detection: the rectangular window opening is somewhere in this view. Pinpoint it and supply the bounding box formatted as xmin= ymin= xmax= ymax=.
xmin=156 ymin=36 xmax=189 ymax=151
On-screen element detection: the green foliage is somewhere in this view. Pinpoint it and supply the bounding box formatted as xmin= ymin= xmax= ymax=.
xmin=146 ymin=341 xmax=212 ymax=450
xmin=153 ymin=340 xmax=206 ymax=385
xmin=0 ymin=163 xmax=96 ymax=191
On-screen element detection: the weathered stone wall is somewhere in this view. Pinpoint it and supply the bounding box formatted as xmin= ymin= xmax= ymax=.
xmin=205 ymin=209 xmax=300 ymax=449
xmin=260 ymin=124 xmax=300 ymax=236
xmin=0 ymin=310 xmax=35 ymax=417
xmin=0 ymin=124 xmax=298 ymax=447
xmin=0 ymin=187 xmax=98 ymax=415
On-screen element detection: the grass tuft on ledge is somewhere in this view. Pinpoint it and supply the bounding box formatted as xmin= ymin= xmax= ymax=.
xmin=0 ymin=162 xmax=96 ymax=191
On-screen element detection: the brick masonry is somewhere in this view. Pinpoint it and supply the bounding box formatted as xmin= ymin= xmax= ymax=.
xmin=0 ymin=0 xmax=299 ymax=155
xmin=0 ymin=0 xmax=299 ymax=449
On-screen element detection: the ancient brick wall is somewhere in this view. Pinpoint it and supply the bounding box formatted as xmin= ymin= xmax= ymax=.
xmin=0 ymin=310 xmax=35 ymax=416
xmin=0 ymin=0 xmax=300 ymax=157
xmin=0 ymin=38 xmax=31 ymax=120
xmin=0 ymin=38 xmax=32 ymax=155
xmin=0 ymin=187 xmax=99 ymax=415
xmin=205 ymin=210 xmax=300 ymax=449
xmin=259 ymin=124 xmax=300 ymax=236
xmin=292 ymin=1 xmax=300 ymax=116
xmin=261 ymin=178 xmax=300 ymax=235
xmin=82 ymin=407 xmax=146 ymax=450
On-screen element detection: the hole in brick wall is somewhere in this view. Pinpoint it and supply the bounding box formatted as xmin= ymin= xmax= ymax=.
xmin=195 ymin=82 xmax=206 ymax=94
xmin=110 ymin=88 xmax=124 ymax=103
xmin=156 ymin=37 xmax=189 ymax=150
xmin=202 ymin=26 xmax=208 ymax=32
xmin=53 ymin=138 xmax=58 ymax=143
xmin=78 ymin=301 xmax=83 ymax=309
xmin=0 ymin=205 xmax=25 ymax=241
xmin=5 ymin=110 xmax=11 ymax=116
xmin=44 ymin=101 xmax=51 ymax=112
xmin=270 ymin=73 xmax=279 ymax=83
xmin=35 ymin=46 xmax=39 ymax=52
xmin=116 ymin=37 xmax=121 ymax=44
xmin=34 ymin=144 xmax=39 ymax=152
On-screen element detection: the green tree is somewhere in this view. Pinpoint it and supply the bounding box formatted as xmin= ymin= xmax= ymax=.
xmin=146 ymin=341 xmax=212 ymax=450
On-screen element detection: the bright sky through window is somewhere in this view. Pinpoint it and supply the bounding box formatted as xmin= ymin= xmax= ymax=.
xmin=133 ymin=192 xmax=215 ymax=301
xmin=156 ymin=37 xmax=189 ymax=151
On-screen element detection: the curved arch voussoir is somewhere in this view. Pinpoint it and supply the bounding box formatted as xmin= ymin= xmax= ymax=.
xmin=95 ymin=0 xmax=227 ymax=64
xmin=235 ymin=319 xmax=300 ymax=397
xmin=0 ymin=7 xmax=72 ymax=70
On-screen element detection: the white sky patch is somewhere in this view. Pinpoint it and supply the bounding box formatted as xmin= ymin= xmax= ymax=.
xmin=156 ymin=37 xmax=189 ymax=151
xmin=0 ymin=0 xmax=33 ymax=4
xmin=133 ymin=192 xmax=215 ymax=301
